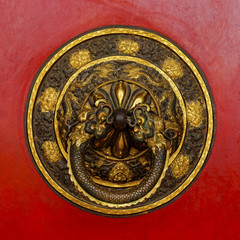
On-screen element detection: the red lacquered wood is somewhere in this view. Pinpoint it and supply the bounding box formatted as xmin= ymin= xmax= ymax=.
xmin=0 ymin=0 xmax=240 ymax=239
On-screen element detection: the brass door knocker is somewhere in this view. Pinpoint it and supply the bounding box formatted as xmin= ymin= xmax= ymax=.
xmin=25 ymin=26 xmax=215 ymax=217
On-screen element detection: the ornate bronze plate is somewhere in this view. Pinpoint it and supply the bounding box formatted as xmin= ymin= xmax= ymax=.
xmin=25 ymin=26 xmax=215 ymax=217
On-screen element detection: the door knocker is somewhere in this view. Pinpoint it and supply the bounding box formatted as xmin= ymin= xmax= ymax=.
xmin=25 ymin=26 xmax=215 ymax=217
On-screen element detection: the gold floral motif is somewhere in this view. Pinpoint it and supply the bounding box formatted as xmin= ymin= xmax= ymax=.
xmin=115 ymin=81 xmax=127 ymax=107
xmin=170 ymin=154 xmax=189 ymax=178
xmin=117 ymin=39 xmax=139 ymax=55
xmin=162 ymin=58 xmax=183 ymax=79
xmin=69 ymin=49 xmax=91 ymax=69
xmin=187 ymin=100 xmax=203 ymax=127
xmin=109 ymin=163 xmax=133 ymax=183
xmin=38 ymin=87 xmax=59 ymax=112
xmin=41 ymin=141 xmax=62 ymax=162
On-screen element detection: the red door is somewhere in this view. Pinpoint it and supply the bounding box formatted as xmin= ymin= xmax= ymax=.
xmin=1 ymin=0 xmax=239 ymax=239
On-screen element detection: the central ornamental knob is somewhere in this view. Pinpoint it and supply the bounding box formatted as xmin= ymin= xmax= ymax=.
xmin=113 ymin=108 xmax=127 ymax=131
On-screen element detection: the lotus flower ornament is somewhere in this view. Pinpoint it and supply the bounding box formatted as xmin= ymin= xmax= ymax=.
xmin=84 ymin=81 xmax=156 ymax=159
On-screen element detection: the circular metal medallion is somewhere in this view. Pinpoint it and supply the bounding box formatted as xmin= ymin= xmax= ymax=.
xmin=25 ymin=26 xmax=215 ymax=217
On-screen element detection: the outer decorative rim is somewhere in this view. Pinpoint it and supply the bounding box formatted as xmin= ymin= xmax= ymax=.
xmin=25 ymin=25 xmax=216 ymax=217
